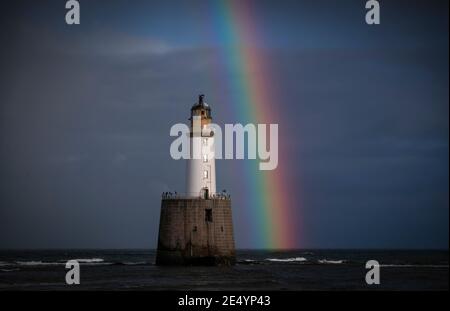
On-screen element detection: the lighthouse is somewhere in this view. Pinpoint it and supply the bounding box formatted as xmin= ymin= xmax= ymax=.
xmin=186 ymin=94 xmax=216 ymax=198
xmin=156 ymin=95 xmax=236 ymax=266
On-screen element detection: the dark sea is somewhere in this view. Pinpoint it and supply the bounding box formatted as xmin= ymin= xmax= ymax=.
xmin=0 ymin=250 xmax=447 ymax=291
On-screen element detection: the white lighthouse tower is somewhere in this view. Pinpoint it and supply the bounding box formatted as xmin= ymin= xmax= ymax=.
xmin=186 ymin=94 xmax=216 ymax=198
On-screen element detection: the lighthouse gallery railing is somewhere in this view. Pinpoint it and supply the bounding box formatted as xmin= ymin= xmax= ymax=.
xmin=161 ymin=192 xmax=230 ymax=200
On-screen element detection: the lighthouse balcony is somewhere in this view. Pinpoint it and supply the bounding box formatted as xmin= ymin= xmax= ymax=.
xmin=161 ymin=192 xmax=230 ymax=200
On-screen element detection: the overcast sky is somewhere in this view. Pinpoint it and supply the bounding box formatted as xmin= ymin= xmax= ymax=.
xmin=0 ymin=0 xmax=448 ymax=249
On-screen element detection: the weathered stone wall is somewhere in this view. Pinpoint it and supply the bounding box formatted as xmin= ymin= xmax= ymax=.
xmin=156 ymin=198 xmax=236 ymax=266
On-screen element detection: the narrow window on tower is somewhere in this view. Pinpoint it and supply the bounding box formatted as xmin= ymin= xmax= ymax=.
xmin=203 ymin=154 xmax=208 ymax=163
xmin=205 ymin=209 xmax=213 ymax=222
xmin=203 ymin=138 xmax=208 ymax=146
xmin=203 ymin=170 xmax=208 ymax=179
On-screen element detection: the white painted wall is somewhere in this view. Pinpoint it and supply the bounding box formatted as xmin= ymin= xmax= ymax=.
xmin=186 ymin=117 xmax=216 ymax=197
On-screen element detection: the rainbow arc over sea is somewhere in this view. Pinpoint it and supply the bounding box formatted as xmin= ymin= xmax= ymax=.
xmin=204 ymin=0 xmax=302 ymax=249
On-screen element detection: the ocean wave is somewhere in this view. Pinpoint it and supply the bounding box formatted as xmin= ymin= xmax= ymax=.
xmin=381 ymin=264 xmax=449 ymax=268
xmin=237 ymin=259 xmax=262 ymax=265
xmin=266 ymin=257 xmax=308 ymax=263
xmin=16 ymin=261 xmax=62 ymax=266
xmin=120 ymin=261 xmax=148 ymax=266
xmin=318 ymin=259 xmax=345 ymax=264
xmin=16 ymin=258 xmax=109 ymax=266
xmin=86 ymin=262 xmax=114 ymax=266
xmin=0 ymin=261 xmax=10 ymax=267
xmin=72 ymin=258 xmax=104 ymax=263
xmin=0 ymin=268 xmax=20 ymax=272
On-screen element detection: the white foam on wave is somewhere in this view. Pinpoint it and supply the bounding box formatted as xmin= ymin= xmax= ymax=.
xmin=87 ymin=262 xmax=114 ymax=266
xmin=73 ymin=258 xmax=104 ymax=263
xmin=16 ymin=261 xmax=61 ymax=266
xmin=318 ymin=259 xmax=345 ymax=264
xmin=122 ymin=261 xmax=147 ymax=266
xmin=266 ymin=257 xmax=308 ymax=262
xmin=0 ymin=261 xmax=10 ymax=267
xmin=71 ymin=259 xmax=114 ymax=266
xmin=16 ymin=258 xmax=107 ymax=266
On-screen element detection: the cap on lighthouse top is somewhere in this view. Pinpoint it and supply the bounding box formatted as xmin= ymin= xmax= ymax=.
xmin=191 ymin=94 xmax=211 ymax=111
xmin=199 ymin=94 xmax=206 ymax=105
xmin=191 ymin=94 xmax=212 ymax=120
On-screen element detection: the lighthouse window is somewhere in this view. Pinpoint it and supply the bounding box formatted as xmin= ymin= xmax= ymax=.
xmin=205 ymin=209 xmax=213 ymax=222
xmin=203 ymin=138 xmax=208 ymax=146
xmin=203 ymin=170 xmax=208 ymax=179
xmin=203 ymin=154 xmax=208 ymax=162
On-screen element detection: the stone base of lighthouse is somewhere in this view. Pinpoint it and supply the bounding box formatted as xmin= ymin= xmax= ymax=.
xmin=156 ymin=198 xmax=236 ymax=266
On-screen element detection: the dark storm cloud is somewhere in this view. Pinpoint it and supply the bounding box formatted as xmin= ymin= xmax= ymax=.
xmin=0 ymin=0 xmax=448 ymax=249
xmin=271 ymin=46 xmax=448 ymax=248
xmin=0 ymin=20 xmax=222 ymax=248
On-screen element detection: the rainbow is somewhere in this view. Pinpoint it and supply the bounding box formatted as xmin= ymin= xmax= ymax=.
xmin=207 ymin=0 xmax=301 ymax=249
